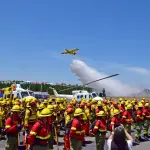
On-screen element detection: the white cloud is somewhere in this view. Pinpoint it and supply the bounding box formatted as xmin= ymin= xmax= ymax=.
xmin=127 ymin=67 xmax=150 ymax=75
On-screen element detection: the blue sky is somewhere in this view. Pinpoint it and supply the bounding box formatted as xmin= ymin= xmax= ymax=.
xmin=0 ymin=0 xmax=150 ymax=87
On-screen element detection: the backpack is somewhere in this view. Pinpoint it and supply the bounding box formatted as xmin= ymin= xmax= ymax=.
xmin=64 ymin=120 xmax=73 ymax=135
xmin=90 ymin=111 xmax=96 ymax=121
xmin=65 ymin=120 xmax=73 ymax=129
xmin=90 ymin=120 xmax=101 ymax=134
xmin=89 ymin=120 xmax=96 ymax=131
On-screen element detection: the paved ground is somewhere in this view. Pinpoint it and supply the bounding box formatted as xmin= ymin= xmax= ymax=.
xmin=0 ymin=137 xmax=150 ymax=150
xmin=52 ymin=135 xmax=150 ymax=150
xmin=0 ymin=132 xmax=150 ymax=150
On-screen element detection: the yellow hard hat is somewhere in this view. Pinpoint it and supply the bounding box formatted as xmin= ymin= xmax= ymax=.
xmin=32 ymin=97 xmax=37 ymax=101
xmin=126 ymin=104 xmax=132 ymax=110
xmin=138 ymin=103 xmax=143 ymax=108
xmin=60 ymin=98 xmax=64 ymax=101
xmin=47 ymin=105 xmax=54 ymax=111
xmin=125 ymin=101 xmax=129 ymax=106
xmin=89 ymin=97 xmax=92 ymax=101
xmin=38 ymin=103 xmax=45 ymax=110
xmin=53 ymin=104 xmax=58 ymax=110
xmin=131 ymin=100 xmax=135 ymax=104
xmin=72 ymin=98 xmax=75 ymax=101
xmin=22 ymin=98 xmax=26 ymax=103
xmin=92 ymin=99 xmax=97 ymax=104
xmin=11 ymin=105 xmax=20 ymax=112
xmin=145 ymin=103 xmax=149 ymax=107
xmin=49 ymin=99 xmax=52 ymax=103
xmin=39 ymin=99 xmax=42 ymax=103
xmin=14 ymin=96 xmax=18 ymax=100
xmin=81 ymin=97 xmax=85 ymax=101
xmin=97 ymin=111 xmax=106 ymax=117
xmin=86 ymin=100 xmax=89 ymax=103
xmin=7 ymin=101 xmax=10 ymax=105
xmin=119 ymin=98 xmax=123 ymax=101
xmin=74 ymin=108 xmax=83 ymax=116
xmin=97 ymin=101 xmax=102 ymax=106
xmin=81 ymin=99 xmax=85 ymax=104
xmin=43 ymin=100 xmax=48 ymax=104
xmin=40 ymin=108 xmax=52 ymax=117
xmin=56 ymin=98 xmax=61 ymax=103
xmin=2 ymin=100 xmax=7 ymax=105
xmin=113 ymin=109 xmax=120 ymax=116
xmin=120 ymin=101 xmax=125 ymax=105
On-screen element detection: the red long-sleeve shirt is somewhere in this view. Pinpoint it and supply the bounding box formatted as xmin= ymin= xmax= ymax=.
xmin=70 ymin=118 xmax=84 ymax=141
xmin=93 ymin=119 xmax=106 ymax=135
xmin=122 ymin=111 xmax=133 ymax=124
xmin=110 ymin=117 xmax=120 ymax=131
xmin=119 ymin=106 xmax=125 ymax=116
xmin=136 ymin=110 xmax=144 ymax=122
xmin=27 ymin=120 xmax=51 ymax=145
xmin=5 ymin=116 xmax=21 ymax=137
xmin=143 ymin=108 xmax=150 ymax=120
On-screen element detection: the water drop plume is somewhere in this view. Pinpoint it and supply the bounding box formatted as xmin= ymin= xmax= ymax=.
xmin=70 ymin=59 xmax=141 ymax=96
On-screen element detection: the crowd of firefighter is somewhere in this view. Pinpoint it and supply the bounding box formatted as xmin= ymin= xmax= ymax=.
xmin=1 ymin=96 xmax=150 ymax=150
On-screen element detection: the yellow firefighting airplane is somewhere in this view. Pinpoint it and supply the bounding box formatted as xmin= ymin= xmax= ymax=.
xmin=61 ymin=48 xmax=79 ymax=55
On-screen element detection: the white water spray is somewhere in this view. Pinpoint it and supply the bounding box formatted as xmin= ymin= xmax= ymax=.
xmin=70 ymin=59 xmax=141 ymax=96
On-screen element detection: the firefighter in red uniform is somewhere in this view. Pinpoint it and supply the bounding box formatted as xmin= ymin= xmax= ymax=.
xmin=79 ymin=102 xmax=87 ymax=146
xmin=122 ymin=104 xmax=133 ymax=134
xmin=47 ymin=105 xmax=55 ymax=150
xmin=143 ymin=102 xmax=150 ymax=139
xmin=24 ymin=100 xmax=38 ymax=132
xmin=110 ymin=109 xmax=121 ymax=131
xmin=84 ymin=103 xmax=91 ymax=136
xmin=5 ymin=105 xmax=22 ymax=150
xmin=70 ymin=108 xmax=85 ymax=150
xmin=95 ymin=101 xmax=103 ymax=115
xmin=135 ymin=103 xmax=145 ymax=143
xmin=119 ymin=101 xmax=125 ymax=117
xmin=27 ymin=108 xmax=52 ymax=150
xmin=93 ymin=111 xmax=107 ymax=150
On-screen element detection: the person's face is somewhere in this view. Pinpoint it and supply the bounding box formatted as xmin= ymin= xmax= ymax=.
xmin=32 ymin=104 xmax=36 ymax=109
xmin=78 ymin=114 xmax=82 ymax=120
xmin=47 ymin=116 xmax=52 ymax=120
xmin=116 ymin=114 xmax=120 ymax=119
xmin=128 ymin=109 xmax=132 ymax=113
xmin=42 ymin=117 xmax=48 ymax=124
xmin=102 ymin=116 xmax=106 ymax=120
xmin=13 ymin=112 xmax=19 ymax=118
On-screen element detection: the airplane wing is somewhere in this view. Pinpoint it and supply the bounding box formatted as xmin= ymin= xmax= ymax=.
xmin=61 ymin=52 xmax=68 ymax=54
xmin=71 ymin=48 xmax=79 ymax=52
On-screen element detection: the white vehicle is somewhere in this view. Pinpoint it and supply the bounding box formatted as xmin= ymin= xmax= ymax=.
xmin=3 ymin=84 xmax=35 ymax=101
xmin=49 ymin=87 xmax=103 ymax=101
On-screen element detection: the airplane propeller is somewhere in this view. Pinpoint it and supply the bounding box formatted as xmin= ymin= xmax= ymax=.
xmin=58 ymin=73 xmax=119 ymax=92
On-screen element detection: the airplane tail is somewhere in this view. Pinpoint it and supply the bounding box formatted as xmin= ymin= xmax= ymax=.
xmin=49 ymin=87 xmax=59 ymax=97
